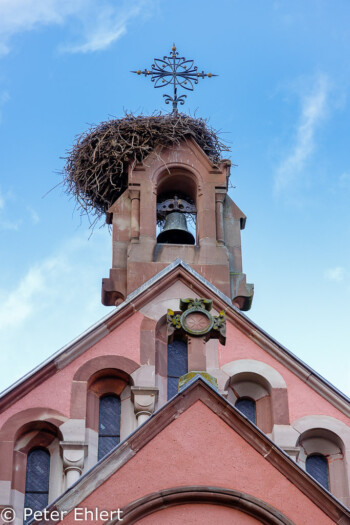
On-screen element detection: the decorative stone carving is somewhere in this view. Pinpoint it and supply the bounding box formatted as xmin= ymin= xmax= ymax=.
xmin=131 ymin=386 xmax=158 ymax=426
xmin=167 ymin=298 xmax=226 ymax=345
xmin=60 ymin=442 xmax=87 ymax=488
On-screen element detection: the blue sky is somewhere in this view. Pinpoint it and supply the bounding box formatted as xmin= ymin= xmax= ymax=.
xmin=0 ymin=0 xmax=349 ymax=396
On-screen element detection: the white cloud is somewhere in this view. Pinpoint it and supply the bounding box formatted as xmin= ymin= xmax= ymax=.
xmin=27 ymin=206 xmax=40 ymax=225
xmin=0 ymin=231 xmax=111 ymax=391
xmin=60 ymin=3 xmax=145 ymax=54
xmin=324 ymin=266 xmax=346 ymax=283
xmin=274 ymin=74 xmax=330 ymax=193
xmin=0 ymin=232 xmax=109 ymax=331
xmin=0 ymin=257 xmax=64 ymax=329
xmin=0 ymin=219 xmax=21 ymax=231
xmin=0 ymin=0 xmax=150 ymax=56
xmin=0 ymin=0 xmax=79 ymax=56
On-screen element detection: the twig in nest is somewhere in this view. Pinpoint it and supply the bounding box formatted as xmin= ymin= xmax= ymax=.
xmin=62 ymin=112 xmax=230 ymax=228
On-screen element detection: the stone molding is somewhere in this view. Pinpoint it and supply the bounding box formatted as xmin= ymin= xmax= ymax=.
xmin=107 ymin=486 xmax=296 ymax=525
xmin=222 ymin=359 xmax=287 ymax=390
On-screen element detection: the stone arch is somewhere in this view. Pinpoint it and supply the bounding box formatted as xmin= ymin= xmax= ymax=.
xmin=292 ymin=415 xmax=350 ymax=506
xmin=107 ymin=486 xmax=295 ymax=525
xmin=0 ymin=409 xmax=65 ymax=477
xmin=222 ymin=359 xmax=289 ymax=433
xmin=0 ymin=407 xmax=67 ymax=443
xmin=154 ymin=163 xmax=202 ymax=203
xmin=1 ymin=413 xmax=66 ymax=519
xmin=155 ymin=164 xmax=201 ymax=245
xmin=71 ymin=355 xmax=138 ymax=419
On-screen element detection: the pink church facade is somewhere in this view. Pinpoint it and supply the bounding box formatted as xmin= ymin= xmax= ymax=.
xmin=0 ymin=138 xmax=349 ymax=524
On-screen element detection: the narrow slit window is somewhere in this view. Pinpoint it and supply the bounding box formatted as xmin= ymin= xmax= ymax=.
xmin=235 ymin=397 xmax=256 ymax=425
xmin=306 ymin=454 xmax=329 ymax=490
xmin=98 ymin=394 xmax=121 ymax=461
xmin=167 ymin=339 xmax=188 ymax=400
xmin=24 ymin=448 xmax=50 ymax=522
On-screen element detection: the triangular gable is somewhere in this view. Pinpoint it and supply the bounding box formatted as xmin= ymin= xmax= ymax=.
xmin=0 ymin=259 xmax=348 ymax=418
xmin=36 ymin=379 xmax=349 ymax=524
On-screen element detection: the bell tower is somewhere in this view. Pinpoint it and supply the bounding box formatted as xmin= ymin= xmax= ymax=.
xmin=102 ymin=132 xmax=253 ymax=310
xmin=100 ymin=45 xmax=253 ymax=310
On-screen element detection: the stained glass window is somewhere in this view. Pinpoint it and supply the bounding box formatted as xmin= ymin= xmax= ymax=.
xmin=235 ymin=397 xmax=256 ymax=425
xmin=98 ymin=395 xmax=121 ymax=461
xmin=167 ymin=339 xmax=188 ymax=400
xmin=24 ymin=449 xmax=50 ymax=522
xmin=306 ymin=454 xmax=329 ymax=490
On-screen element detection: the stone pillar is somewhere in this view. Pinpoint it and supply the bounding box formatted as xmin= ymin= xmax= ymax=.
xmin=215 ymin=192 xmax=225 ymax=245
xmin=129 ymin=188 xmax=140 ymax=242
xmin=60 ymin=442 xmax=86 ymax=489
xmin=131 ymin=387 xmax=158 ymax=427
xmin=188 ymin=336 xmax=206 ymax=371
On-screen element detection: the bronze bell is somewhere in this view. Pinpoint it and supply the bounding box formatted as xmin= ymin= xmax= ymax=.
xmin=157 ymin=211 xmax=195 ymax=245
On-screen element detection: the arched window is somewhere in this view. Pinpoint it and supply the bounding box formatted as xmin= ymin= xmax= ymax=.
xmin=167 ymin=339 xmax=188 ymax=400
xmin=306 ymin=454 xmax=329 ymax=490
xmin=235 ymin=397 xmax=256 ymax=425
xmin=98 ymin=394 xmax=121 ymax=461
xmin=24 ymin=448 xmax=50 ymax=520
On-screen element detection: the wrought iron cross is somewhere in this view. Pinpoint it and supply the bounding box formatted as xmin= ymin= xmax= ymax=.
xmin=131 ymin=44 xmax=217 ymax=113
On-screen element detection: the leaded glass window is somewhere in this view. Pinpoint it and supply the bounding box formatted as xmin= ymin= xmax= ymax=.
xmin=167 ymin=339 xmax=188 ymax=400
xmin=306 ymin=454 xmax=329 ymax=490
xmin=24 ymin=449 xmax=50 ymax=522
xmin=98 ymin=394 xmax=121 ymax=461
xmin=235 ymin=397 xmax=256 ymax=425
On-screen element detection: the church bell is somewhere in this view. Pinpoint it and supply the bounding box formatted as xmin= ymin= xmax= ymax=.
xmin=157 ymin=211 xmax=195 ymax=245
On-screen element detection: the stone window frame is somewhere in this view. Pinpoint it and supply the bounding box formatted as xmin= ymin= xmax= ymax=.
xmin=11 ymin=420 xmax=64 ymax=520
xmin=0 ymin=408 xmax=66 ymax=518
xmin=84 ymin=368 xmax=134 ymax=468
xmin=223 ymin=359 xmax=289 ymax=434
xmin=292 ymin=416 xmax=350 ymax=505
xmin=71 ymin=355 xmax=139 ymax=471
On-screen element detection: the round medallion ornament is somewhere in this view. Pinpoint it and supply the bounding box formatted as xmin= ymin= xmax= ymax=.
xmin=181 ymin=309 xmax=213 ymax=336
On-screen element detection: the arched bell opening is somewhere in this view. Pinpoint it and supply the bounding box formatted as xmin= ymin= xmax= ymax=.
xmin=156 ymin=170 xmax=198 ymax=245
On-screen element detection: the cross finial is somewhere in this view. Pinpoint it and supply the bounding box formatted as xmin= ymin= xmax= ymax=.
xmin=131 ymin=44 xmax=217 ymax=113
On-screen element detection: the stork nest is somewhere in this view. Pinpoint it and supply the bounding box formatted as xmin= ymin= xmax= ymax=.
xmin=63 ymin=113 xmax=230 ymax=224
